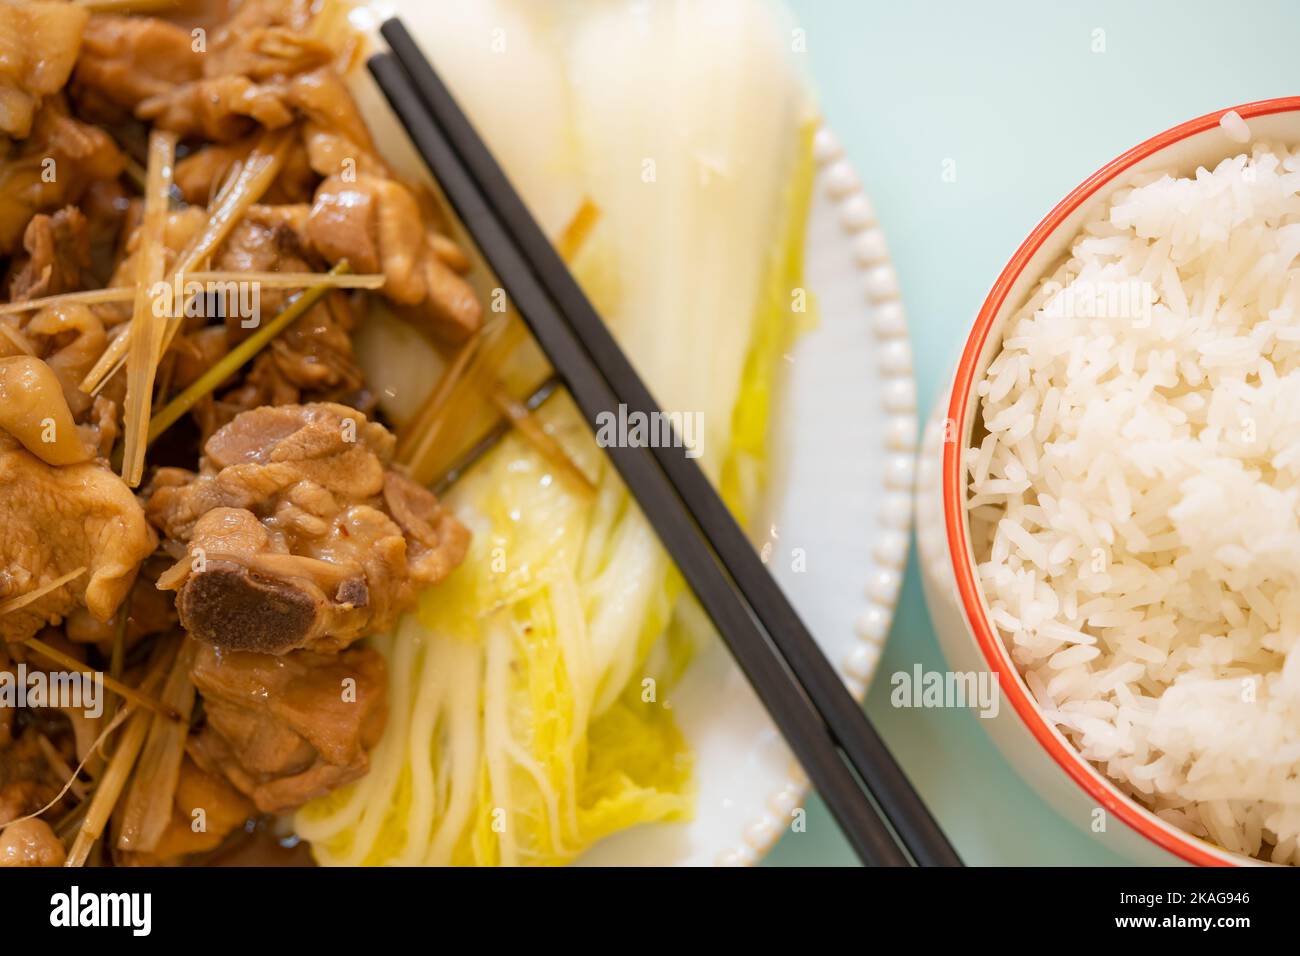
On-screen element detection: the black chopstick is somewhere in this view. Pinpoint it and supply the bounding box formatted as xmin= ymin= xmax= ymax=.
xmin=370 ymin=34 xmax=959 ymax=867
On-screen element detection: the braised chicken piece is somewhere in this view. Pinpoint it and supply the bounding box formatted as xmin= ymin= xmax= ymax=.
xmin=0 ymin=354 xmax=90 ymax=465
xmin=119 ymin=756 xmax=254 ymax=864
xmin=0 ymin=290 xmax=125 ymax=451
xmin=306 ymin=173 xmax=482 ymax=343
xmin=147 ymin=403 xmax=468 ymax=654
xmin=72 ymin=14 xmax=203 ymax=122
xmin=75 ymin=2 xmax=321 ymax=136
xmin=188 ymin=641 xmax=386 ymax=813
xmin=79 ymin=395 xmax=120 ymax=460
xmin=217 ymin=289 xmax=367 ymax=423
xmin=0 ymin=0 xmax=87 ymax=138
xmin=193 ymin=204 xmax=370 ymax=427
xmin=175 ymin=134 xmax=317 ymax=206
xmin=145 ymin=73 xmax=298 ymax=143
xmin=284 ymin=67 xmax=484 ymax=342
xmin=0 ymin=428 xmax=153 ymax=643
xmin=126 ymin=0 xmax=322 ymax=143
xmin=0 ymin=358 xmax=154 ymax=644
xmin=5 ymin=206 xmax=90 ymax=302
xmin=201 ymin=0 xmax=325 ymax=81
xmin=64 ymin=555 xmax=178 ymax=654
xmin=213 ymin=206 xmax=324 ymax=329
xmin=15 ymin=303 xmax=105 ymax=418
xmin=147 ymin=205 xmax=380 ymax=442
xmin=0 ymin=95 xmax=123 ymax=253
xmin=84 ymin=22 xmax=481 ymax=344
xmin=0 ymin=817 xmax=64 ymax=866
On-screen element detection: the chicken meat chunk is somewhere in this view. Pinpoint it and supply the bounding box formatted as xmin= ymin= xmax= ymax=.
xmin=306 ymin=173 xmax=482 ymax=343
xmin=72 ymin=14 xmax=203 ymax=120
xmin=117 ymin=756 xmax=254 ymax=864
xmin=188 ymin=641 xmax=386 ymax=813
xmin=0 ymin=1 xmax=87 ymax=138
xmin=0 ymin=357 xmax=155 ymax=643
xmin=5 ymin=205 xmax=90 ymax=302
xmin=0 ymin=817 xmax=64 ymax=867
xmin=0 ymin=95 xmax=123 ymax=254
xmin=147 ymin=403 xmax=468 ymax=654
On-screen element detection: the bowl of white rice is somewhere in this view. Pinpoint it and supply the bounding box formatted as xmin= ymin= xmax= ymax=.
xmin=916 ymin=97 xmax=1300 ymax=866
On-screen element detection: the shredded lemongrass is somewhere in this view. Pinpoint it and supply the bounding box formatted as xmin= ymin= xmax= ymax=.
xmin=76 ymin=0 xmax=180 ymax=11
xmin=116 ymin=639 xmax=197 ymax=854
xmin=0 ymin=322 xmax=34 ymax=355
xmin=24 ymin=636 xmax=181 ymax=723
xmin=37 ymin=735 xmax=86 ymax=802
xmin=489 ymin=384 xmax=594 ymax=495
xmin=397 ymin=200 xmax=600 ymax=485
xmin=110 ymin=598 xmax=129 ymax=683
xmin=399 ymin=316 xmax=525 ymax=483
xmin=147 ymin=262 xmax=351 ymax=445
xmin=65 ymin=704 xmax=151 ymax=866
xmin=0 ymin=287 xmax=133 ymax=317
xmin=0 ymin=566 xmax=86 ymax=617
xmin=119 ymin=129 xmax=178 ymax=487
xmin=0 ymin=705 xmax=133 ymax=837
xmin=96 ymin=599 xmax=131 ymax=769
xmin=84 ymin=602 xmax=129 ymax=783
xmin=183 ymin=270 xmax=385 ymax=290
xmin=121 ymin=154 xmax=147 ymax=193
xmin=64 ymin=642 xmax=171 ymax=867
xmin=81 ymin=127 xmax=294 ymax=395
xmin=554 ymin=198 xmax=600 ymax=262
xmin=158 ymin=128 xmax=294 ymax=346
xmin=395 ymin=331 xmax=484 ymax=467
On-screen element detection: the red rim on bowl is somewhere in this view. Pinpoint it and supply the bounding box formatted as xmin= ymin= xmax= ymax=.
xmin=943 ymin=96 xmax=1300 ymax=867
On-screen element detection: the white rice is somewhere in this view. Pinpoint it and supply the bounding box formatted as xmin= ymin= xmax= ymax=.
xmin=970 ymin=142 xmax=1300 ymax=864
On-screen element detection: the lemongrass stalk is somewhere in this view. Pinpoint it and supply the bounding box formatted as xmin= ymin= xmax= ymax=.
xmin=0 ymin=566 xmax=85 ymax=616
xmin=65 ymin=704 xmax=150 ymax=866
xmin=76 ymin=0 xmax=180 ymax=12
xmin=116 ymin=639 xmax=197 ymax=853
xmin=81 ymin=128 xmax=294 ymax=395
xmin=488 ymin=384 xmax=594 ymax=495
xmin=157 ymin=127 xmax=295 ymax=358
xmin=120 ymin=129 xmax=178 ymax=486
xmin=0 ymin=288 xmax=133 ymax=317
xmin=184 ymin=270 xmax=385 ymax=290
xmin=24 ymin=637 xmax=180 ymax=722
xmin=147 ymin=262 xmax=350 ymax=445
xmin=395 ymin=332 xmax=482 ymax=467
xmin=64 ymin=642 xmax=172 ymax=867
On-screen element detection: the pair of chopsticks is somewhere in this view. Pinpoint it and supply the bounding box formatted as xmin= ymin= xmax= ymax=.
xmin=370 ymin=18 xmax=961 ymax=868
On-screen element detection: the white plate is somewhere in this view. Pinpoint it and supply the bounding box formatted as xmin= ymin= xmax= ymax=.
xmin=577 ymin=126 xmax=918 ymax=866
xmin=356 ymin=5 xmax=918 ymax=866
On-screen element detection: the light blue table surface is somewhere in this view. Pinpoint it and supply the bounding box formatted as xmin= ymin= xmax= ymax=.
xmin=765 ymin=0 xmax=1300 ymax=867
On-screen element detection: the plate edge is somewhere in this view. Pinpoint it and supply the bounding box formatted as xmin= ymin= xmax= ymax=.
xmin=716 ymin=121 xmax=919 ymax=867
